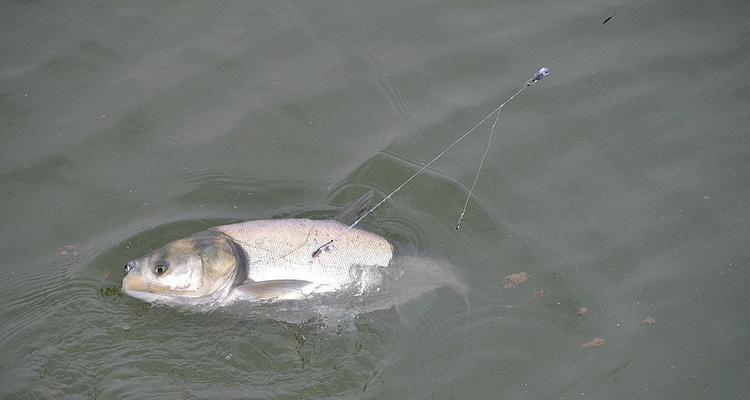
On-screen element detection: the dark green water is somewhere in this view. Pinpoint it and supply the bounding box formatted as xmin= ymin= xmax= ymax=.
xmin=2 ymin=0 xmax=749 ymax=399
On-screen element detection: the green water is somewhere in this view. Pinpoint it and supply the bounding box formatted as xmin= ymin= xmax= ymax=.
xmin=2 ymin=0 xmax=749 ymax=399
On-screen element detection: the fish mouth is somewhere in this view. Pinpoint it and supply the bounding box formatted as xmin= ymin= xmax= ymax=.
xmin=121 ymin=278 xmax=192 ymax=304
xmin=121 ymin=273 xmax=227 ymax=305
xmin=121 ymin=274 xmax=166 ymax=302
xmin=121 ymin=288 xmax=162 ymax=302
xmin=122 ymin=274 xmax=149 ymax=292
xmin=120 ymin=274 xmax=181 ymax=300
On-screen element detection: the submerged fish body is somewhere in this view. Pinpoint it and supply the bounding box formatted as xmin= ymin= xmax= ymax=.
xmin=122 ymin=218 xmax=394 ymax=307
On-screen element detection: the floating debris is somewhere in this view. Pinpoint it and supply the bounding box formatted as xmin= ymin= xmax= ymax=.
xmin=58 ymin=244 xmax=79 ymax=256
xmin=641 ymin=317 xmax=656 ymax=326
xmin=502 ymin=272 xmax=529 ymax=288
xmin=100 ymin=286 xmax=122 ymax=298
xmin=122 ymin=324 xmax=130 ymax=331
xmin=225 ymin=353 xmax=232 ymax=360
xmin=577 ymin=307 xmax=588 ymax=318
xmin=533 ymin=290 xmax=545 ymax=298
xmin=582 ymin=338 xmax=605 ymax=348
xmin=603 ymin=14 xmax=615 ymax=24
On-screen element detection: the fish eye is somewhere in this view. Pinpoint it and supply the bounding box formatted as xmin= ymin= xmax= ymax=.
xmin=124 ymin=262 xmax=133 ymax=273
xmin=153 ymin=261 xmax=169 ymax=276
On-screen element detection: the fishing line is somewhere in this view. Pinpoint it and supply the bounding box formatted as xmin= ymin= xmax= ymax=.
xmin=455 ymin=98 xmax=502 ymax=231
xmin=312 ymin=67 xmax=549 ymax=258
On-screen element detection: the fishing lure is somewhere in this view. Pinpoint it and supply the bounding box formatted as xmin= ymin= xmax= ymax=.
xmin=526 ymin=67 xmax=550 ymax=87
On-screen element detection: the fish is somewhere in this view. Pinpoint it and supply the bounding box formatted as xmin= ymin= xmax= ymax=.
xmin=122 ymin=192 xmax=417 ymax=307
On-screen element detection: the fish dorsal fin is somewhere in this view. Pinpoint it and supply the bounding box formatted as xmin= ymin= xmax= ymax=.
xmin=334 ymin=190 xmax=374 ymax=225
xmin=234 ymin=280 xmax=315 ymax=301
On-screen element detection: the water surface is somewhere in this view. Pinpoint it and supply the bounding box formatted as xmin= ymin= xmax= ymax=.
xmin=1 ymin=0 xmax=749 ymax=399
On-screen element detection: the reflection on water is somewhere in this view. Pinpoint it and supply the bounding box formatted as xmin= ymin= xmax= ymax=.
xmin=2 ymin=0 xmax=750 ymax=398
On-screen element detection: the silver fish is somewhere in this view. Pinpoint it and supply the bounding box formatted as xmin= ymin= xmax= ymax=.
xmin=122 ymin=193 xmax=397 ymax=307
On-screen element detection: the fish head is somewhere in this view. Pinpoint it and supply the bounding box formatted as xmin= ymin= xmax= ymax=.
xmin=122 ymin=230 xmax=241 ymax=305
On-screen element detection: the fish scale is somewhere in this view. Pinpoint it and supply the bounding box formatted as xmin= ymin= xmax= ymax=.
xmin=214 ymin=219 xmax=393 ymax=291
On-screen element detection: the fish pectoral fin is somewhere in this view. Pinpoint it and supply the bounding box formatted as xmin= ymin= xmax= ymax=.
xmin=334 ymin=190 xmax=374 ymax=225
xmin=234 ymin=279 xmax=315 ymax=300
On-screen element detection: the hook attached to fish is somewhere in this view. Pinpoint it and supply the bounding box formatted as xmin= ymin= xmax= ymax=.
xmin=313 ymin=66 xmax=551 ymax=257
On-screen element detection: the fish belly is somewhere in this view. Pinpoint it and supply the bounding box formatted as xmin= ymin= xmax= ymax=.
xmin=214 ymin=219 xmax=393 ymax=292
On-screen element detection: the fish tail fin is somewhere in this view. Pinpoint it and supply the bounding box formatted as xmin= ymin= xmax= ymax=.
xmin=387 ymin=256 xmax=471 ymax=330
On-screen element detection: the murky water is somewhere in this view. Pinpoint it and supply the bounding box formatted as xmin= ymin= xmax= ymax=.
xmin=2 ymin=0 xmax=749 ymax=399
